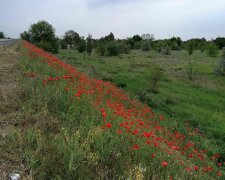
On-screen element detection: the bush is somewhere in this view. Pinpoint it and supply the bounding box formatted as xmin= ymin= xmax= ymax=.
xmin=163 ymin=46 xmax=171 ymax=55
xmin=37 ymin=39 xmax=59 ymax=53
xmin=133 ymin=41 xmax=142 ymax=50
xmin=20 ymin=31 xmax=30 ymax=41
xmin=207 ymin=43 xmax=219 ymax=57
xmin=142 ymin=41 xmax=150 ymax=51
xmin=145 ymin=64 xmax=164 ymax=93
xmin=106 ymin=42 xmax=120 ymax=56
xmin=96 ymin=43 xmax=106 ymax=56
xmin=121 ymin=43 xmax=131 ymax=54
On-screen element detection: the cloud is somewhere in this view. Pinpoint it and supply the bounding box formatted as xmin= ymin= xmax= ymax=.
xmin=0 ymin=0 xmax=225 ymax=39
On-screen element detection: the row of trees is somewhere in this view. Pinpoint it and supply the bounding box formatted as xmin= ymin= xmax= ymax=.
xmin=20 ymin=20 xmax=225 ymax=57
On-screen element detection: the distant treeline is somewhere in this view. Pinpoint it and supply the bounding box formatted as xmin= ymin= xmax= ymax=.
xmin=20 ymin=20 xmax=225 ymax=57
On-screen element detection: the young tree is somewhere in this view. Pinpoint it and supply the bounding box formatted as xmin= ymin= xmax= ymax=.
xmin=145 ymin=64 xmax=164 ymax=93
xmin=86 ymin=34 xmax=93 ymax=55
xmin=187 ymin=42 xmax=194 ymax=55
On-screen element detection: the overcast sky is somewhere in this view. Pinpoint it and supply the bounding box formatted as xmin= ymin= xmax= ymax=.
xmin=1 ymin=0 xmax=225 ymax=40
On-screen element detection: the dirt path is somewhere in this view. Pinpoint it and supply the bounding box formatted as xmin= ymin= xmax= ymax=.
xmin=0 ymin=43 xmax=24 ymax=179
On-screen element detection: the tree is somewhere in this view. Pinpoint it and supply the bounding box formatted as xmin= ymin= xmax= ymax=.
xmin=64 ymin=30 xmax=80 ymax=48
xmin=22 ymin=20 xmax=59 ymax=53
xmin=187 ymin=42 xmax=194 ymax=55
xmin=96 ymin=43 xmax=106 ymax=56
xmin=77 ymin=37 xmax=86 ymax=52
xmin=141 ymin=34 xmax=155 ymax=41
xmin=132 ymin=35 xmax=142 ymax=41
xmin=0 ymin=32 xmax=5 ymax=38
xmin=106 ymin=42 xmax=120 ymax=56
xmin=86 ymin=34 xmax=93 ymax=55
xmin=59 ymin=39 xmax=67 ymax=49
xmin=207 ymin=43 xmax=219 ymax=57
xmin=214 ymin=37 xmax=225 ymax=50
xmin=104 ymin=32 xmax=114 ymax=41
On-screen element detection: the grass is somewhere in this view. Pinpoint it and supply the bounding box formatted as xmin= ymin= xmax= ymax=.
xmin=3 ymin=42 xmax=224 ymax=179
xmin=57 ymin=49 xmax=225 ymax=151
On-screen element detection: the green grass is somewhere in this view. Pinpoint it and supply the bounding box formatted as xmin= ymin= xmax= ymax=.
xmin=58 ymin=49 xmax=225 ymax=143
xmin=15 ymin=42 xmax=225 ymax=179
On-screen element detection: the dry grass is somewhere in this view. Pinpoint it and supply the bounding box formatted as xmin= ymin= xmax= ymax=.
xmin=0 ymin=43 xmax=25 ymax=179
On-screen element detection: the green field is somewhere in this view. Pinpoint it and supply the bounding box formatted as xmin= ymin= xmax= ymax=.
xmin=58 ymin=49 xmax=225 ymax=148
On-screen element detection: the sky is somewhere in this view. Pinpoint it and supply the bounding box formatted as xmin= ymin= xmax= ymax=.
xmin=0 ymin=0 xmax=225 ymax=40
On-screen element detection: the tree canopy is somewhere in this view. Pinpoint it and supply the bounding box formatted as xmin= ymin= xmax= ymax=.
xmin=20 ymin=20 xmax=59 ymax=53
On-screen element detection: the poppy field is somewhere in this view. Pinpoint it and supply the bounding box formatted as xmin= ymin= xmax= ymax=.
xmin=18 ymin=41 xmax=225 ymax=179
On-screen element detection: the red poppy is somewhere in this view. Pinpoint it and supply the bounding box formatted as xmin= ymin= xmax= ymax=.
xmin=161 ymin=161 xmax=168 ymax=167
xmin=133 ymin=145 xmax=139 ymax=150
xmin=194 ymin=166 xmax=199 ymax=171
xmin=186 ymin=167 xmax=191 ymax=172
xmin=106 ymin=123 xmax=112 ymax=128
xmin=132 ymin=129 xmax=139 ymax=135
xmin=117 ymin=130 xmax=123 ymax=134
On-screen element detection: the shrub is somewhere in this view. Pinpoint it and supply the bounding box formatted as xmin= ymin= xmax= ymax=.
xmin=37 ymin=39 xmax=59 ymax=53
xmin=121 ymin=43 xmax=131 ymax=54
xmin=106 ymin=42 xmax=120 ymax=56
xmin=163 ymin=46 xmax=171 ymax=55
xmin=145 ymin=64 xmax=164 ymax=93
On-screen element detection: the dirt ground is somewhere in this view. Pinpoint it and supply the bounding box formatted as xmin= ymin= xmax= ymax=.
xmin=0 ymin=43 xmax=24 ymax=179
